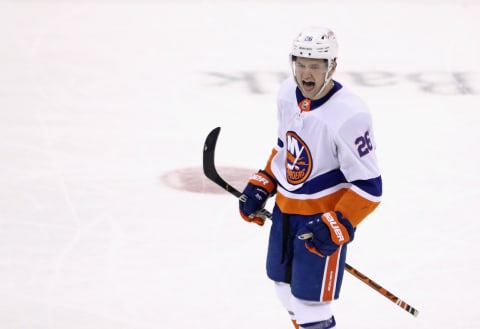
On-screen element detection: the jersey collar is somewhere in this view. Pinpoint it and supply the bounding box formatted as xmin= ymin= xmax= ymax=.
xmin=296 ymin=80 xmax=343 ymax=112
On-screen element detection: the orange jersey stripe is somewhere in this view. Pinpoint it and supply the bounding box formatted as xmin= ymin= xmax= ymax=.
xmin=264 ymin=148 xmax=278 ymax=178
xmin=291 ymin=320 xmax=300 ymax=329
xmin=275 ymin=188 xmax=347 ymax=216
xmin=335 ymin=189 xmax=380 ymax=227
xmin=275 ymin=187 xmax=379 ymax=226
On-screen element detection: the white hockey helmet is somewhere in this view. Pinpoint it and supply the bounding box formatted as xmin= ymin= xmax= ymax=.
xmin=291 ymin=27 xmax=339 ymax=99
xmin=291 ymin=26 xmax=338 ymax=64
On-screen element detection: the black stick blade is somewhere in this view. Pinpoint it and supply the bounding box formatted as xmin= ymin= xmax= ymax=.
xmin=203 ymin=127 xmax=221 ymax=180
xmin=203 ymin=127 xmax=243 ymax=198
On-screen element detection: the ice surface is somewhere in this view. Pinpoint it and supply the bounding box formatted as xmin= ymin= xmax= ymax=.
xmin=0 ymin=1 xmax=479 ymax=328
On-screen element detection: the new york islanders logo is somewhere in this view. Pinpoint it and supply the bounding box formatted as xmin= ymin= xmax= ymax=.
xmin=285 ymin=132 xmax=312 ymax=185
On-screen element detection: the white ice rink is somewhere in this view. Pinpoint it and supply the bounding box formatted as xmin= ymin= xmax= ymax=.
xmin=1 ymin=0 xmax=479 ymax=328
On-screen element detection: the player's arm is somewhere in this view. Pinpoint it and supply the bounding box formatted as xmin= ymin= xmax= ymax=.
xmin=334 ymin=112 xmax=382 ymax=227
xmin=300 ymin=113 xmax=382 ymax=257
xmin=238 ymin=147 xmax=279 ymax=225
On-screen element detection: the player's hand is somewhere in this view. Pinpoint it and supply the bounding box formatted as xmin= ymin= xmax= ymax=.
xmin=239 ymin=170 xmax=276 ymax=226
xmin=300 ymin=211 xmax=355 ymax=257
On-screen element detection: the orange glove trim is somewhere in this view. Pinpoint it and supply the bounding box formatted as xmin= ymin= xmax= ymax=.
xmin=239 ymin=210 xmax=265 ymax=226
xmin=247 ymin=171 xmax=275 ymax=195
xmin=304 ymin=242 xmax=325 ymax=258
xmin=321 ymin=212 xmax=351 ymax=245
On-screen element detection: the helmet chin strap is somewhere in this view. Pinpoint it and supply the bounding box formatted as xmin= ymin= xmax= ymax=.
xmin=312 ymin=71 xmax=333 ymax=100
xmin=312 ymin=58 xmax=335 ymax=99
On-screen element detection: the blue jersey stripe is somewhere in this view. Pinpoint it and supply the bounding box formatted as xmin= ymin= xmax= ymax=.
xmin=351 ymin=176 xmax=382 ymax=197
xmin=278 ymin=169 xmax=382 ymax=198
xmin=279 ymin=169 xmax=347 ymax=194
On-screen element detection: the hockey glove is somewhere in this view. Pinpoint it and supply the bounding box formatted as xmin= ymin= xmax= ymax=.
xmin=239 ymin=170 xmax=276 ymax=226
xmin=300 ymin=211 xmax=355 ymax=257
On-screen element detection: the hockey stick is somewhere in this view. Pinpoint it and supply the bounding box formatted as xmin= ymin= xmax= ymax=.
xmin=203 ymin=127 xmax=419 ymax=318
xmin=203 ymin=127 xmax=272 ymax=221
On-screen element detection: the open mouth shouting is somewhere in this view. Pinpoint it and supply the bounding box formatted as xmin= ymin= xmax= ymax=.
xmin=302 ymin=80 xmax=316 ymax=94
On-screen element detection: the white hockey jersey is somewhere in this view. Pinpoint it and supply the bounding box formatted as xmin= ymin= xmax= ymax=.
xmin=266 ymin=78 xmax=382 ymax=226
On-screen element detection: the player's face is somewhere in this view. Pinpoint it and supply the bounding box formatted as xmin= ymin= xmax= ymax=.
xmin=294 ymin=58 xmax=330 ymax=99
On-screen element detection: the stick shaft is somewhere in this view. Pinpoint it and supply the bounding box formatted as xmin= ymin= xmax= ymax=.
xmin=344 ymin=264 xmax=419 ymax=317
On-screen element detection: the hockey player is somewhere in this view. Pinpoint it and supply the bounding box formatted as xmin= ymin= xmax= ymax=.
xmin=239 ymin=26 xmax=382 ymax=329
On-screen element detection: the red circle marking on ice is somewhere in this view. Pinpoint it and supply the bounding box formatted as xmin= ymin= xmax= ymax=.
xmin=159 ymin=166 xmax=255 ymax=194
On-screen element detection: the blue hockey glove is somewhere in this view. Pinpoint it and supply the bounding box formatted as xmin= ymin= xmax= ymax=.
xmin=239 ymin=170 xmax=276 ymax=226
xmin=300 ymin=211 xmax=355 ymax=257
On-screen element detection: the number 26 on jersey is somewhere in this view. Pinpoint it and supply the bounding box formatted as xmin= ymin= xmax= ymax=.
xmin=355 ymin=131 xmax=373 ymax=157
